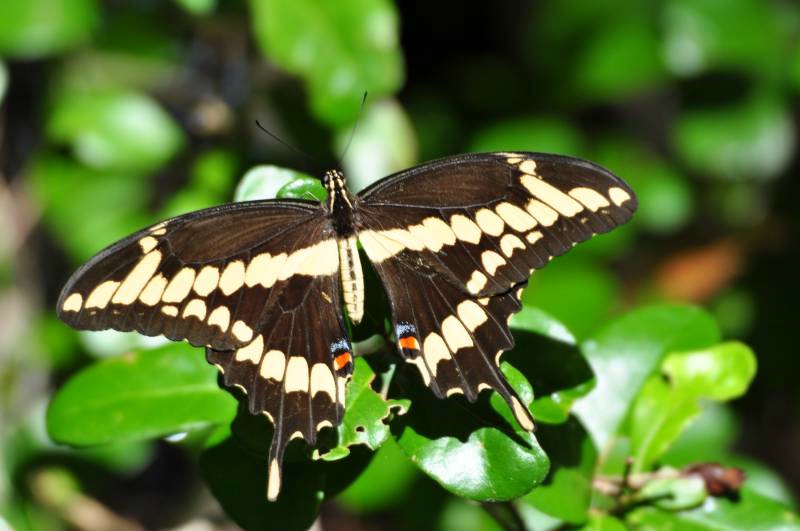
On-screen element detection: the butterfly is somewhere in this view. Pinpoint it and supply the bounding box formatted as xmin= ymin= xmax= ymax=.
xmin=57 ymin=152 xmax=637 ymax=500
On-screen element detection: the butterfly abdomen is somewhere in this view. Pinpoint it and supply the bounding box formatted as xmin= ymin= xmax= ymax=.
xmin=338 ymin=236 xmax=364 ymax=324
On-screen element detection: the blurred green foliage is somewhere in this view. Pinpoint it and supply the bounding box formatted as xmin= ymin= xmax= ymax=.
xmin=1 ymin=0 xmax=799 ymax=530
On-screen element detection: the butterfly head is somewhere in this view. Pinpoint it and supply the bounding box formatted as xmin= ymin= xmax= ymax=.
xmin=323 ymin=169 xmax=353 ymax=210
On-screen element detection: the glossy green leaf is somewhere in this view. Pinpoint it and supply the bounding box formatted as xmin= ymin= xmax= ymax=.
xmin=249 ymin=0 xmax=404 ymax=126
xmin=521 ymin=417 xmax=596 ymax=524
xmin=510 ymin=306 xmax=576 ymax=346
xmin=0 ymin=0 xmax=98 ymax=59
xmin=336 ymin=438 xmax=417 ymax=513
xmin=629 ymin=342 xmax=756 ymax=471
xmin=47 ymin=90 xmax=185 ymax=173
xmin=469 ymin=117 xmax=586 ymax=158
xmin=393 ymin=360 xmax=549 ymax=501
xmin=673 ymin=93 xmax=794 ymax=181
xmin=28 ymin=154 xmax=152 ymax=261
xmin=572 ymin=304 xmax=720 ymax=450
xmin=234 ymin=165 xmax=317 ymax=201
xmin=200 ymin=424 xmax=371 ymax=531
xmin=337 ymin=99 xmax=417 ymax=192
xmin=314 ymin=358 xmax=409 ymax=461
xmin=640 ymin=476 xmax=707 ymax=511
xmin=47 ymin=343 xmax=237 ymax=446
xmin=626 ymin=487 xmax=800 ymax=531
xmin=505 ymin=327 xmax=593 ymax=425
xmin=663 ymin=342 xmax=757 ymax=399
xmin=277 ymin=177 xmax=326 ymax=202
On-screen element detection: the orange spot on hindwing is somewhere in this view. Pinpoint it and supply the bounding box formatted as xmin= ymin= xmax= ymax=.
xmin=334 ymin=352 xmax=351 ymax=371
xmin=399 ymin=335 xmax=420 ymax=351
xmin=396 ymin=322 xmax=420 ymax=358
xmin=330 ymin=338 xmax=353 ymax=374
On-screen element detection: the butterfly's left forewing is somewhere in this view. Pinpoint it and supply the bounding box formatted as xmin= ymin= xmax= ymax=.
xmin=355 ymin=152 xmax=637 ymax=429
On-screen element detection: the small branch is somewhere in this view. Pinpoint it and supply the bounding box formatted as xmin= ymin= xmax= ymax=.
xmin=353 ymin=334 xmax=386 ymax=357
xmin=29 ymin=468 xmax=146 ymax=531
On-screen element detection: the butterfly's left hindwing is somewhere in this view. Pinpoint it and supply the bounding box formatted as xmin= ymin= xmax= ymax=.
xmin=355 ymin=152 xmax=636 ymax=424
xmin=207 ymin=271 xmax=352 ymax=500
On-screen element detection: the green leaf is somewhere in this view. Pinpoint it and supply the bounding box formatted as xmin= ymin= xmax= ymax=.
xmin=521 ymin=417 xmax=597 ymax=524
xmin=336 ymin=99 xmax=418 ymax=192
xmin=393 ymin=360 xmax=549 ymax=501
xmin=336 ymin=437 xmax=417 ymax=513
xmin=0 ymin=0 xmax=98 ymax=59
xmin=510 ymin=306 xmax=576 ymax=346
xmin=469 ymin=117 xmax=587 ymax=158
xmin=626 ymin=487 xmax=800 ymax=531
xmin=234 ymin=165 xmax=317 ymax=201
xmin=28 ymin=154 xmax=152 ymax=261
xmin=505 ymin=326 xmax=593 ymax=425
xmin=200 ymin=424 xmax=370 ymax=530
xmin=47 ymin=90 xmax=185 ymax=173
xmin=315 ymin=358 xmax=409 ymax=461
xmin=629 ymin=342 xmax=756 ymax=471
xmin=661 ymin=403 xmax=739 ymax=467
xmin=277 ymin=177 xmax=326 ymax=202
xmin=249 ymin=0 xmax=404 ymax=126
xmin=572 ymin=304 xmax=720 ymax=450
xmin=662 ymin=342 xmax=757 ymax=399
xmin=47 ymin=343 xmax=237 ymax=446
xmin=673 ymin=93 xmax=795 ymax=181
xmin=581 ymin=514 xmax=627 ymax=531
xmin=639 ymin=476 xmax=707 ymax=511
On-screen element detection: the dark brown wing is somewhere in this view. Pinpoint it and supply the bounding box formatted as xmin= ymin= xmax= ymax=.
xmin=355 ymin=152 xmax=637 ymax=429
xmin=57 ymin=198 xmax=350 ymax=500
xmin=207 ymin=271 xmax=352 ymax=501
xmin=57 ymin=199 xmax=335 ymax=351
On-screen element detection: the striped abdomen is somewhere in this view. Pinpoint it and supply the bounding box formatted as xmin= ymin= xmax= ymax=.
xmin=338 ymin=236 xmax=364 ymax=324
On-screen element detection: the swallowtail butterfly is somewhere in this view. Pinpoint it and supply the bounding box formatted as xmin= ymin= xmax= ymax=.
xmin=58 ymin=152 xmax=637 ymax=499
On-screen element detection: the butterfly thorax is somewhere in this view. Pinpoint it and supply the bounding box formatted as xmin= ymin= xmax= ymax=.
xmin=323 ymin=169 xmax=356 ymax=236
xmin=323 ymin=169 xmax=364 ymax=324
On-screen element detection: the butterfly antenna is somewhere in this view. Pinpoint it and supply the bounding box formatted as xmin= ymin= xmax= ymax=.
xmin=338 ymin=91 xmax=369 ymax=166
xmin=255 ymin=120 xmax=318 ymax=164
